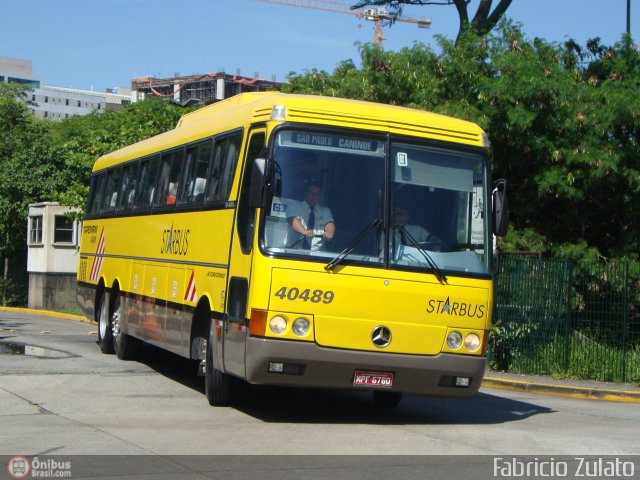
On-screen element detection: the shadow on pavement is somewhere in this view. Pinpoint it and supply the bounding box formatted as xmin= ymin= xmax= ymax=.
xmin=136 ymin=344 xmax=554 ymax=426
xmin=230 ymin=382 xmax=553 ymax=425
xmin=137 ymin=343 xmax=204 ymax=394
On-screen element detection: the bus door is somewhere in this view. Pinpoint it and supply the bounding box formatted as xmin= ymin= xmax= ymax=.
xmin=223 ymin=128 xmax=266 ymax=378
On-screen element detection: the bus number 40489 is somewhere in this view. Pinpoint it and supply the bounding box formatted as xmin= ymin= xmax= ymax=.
xmin=273 ymin=286 xmax=335 ymax=304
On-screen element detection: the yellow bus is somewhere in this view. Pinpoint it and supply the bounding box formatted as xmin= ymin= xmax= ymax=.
xmin=77 ymin=92 xmax=507 ymax=407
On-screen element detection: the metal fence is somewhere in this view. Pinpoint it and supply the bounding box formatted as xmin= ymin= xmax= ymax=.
xmin=490 ymin=253 xmax=640 ymax=384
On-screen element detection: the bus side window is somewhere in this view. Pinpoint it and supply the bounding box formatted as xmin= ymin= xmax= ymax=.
xmin=116 ymin=162 xmax=139 ymax=212
xmin=180 ymin=140 xmax=213 ymax=205
xmin=206 ymin=134 xmax=242 ymax=203
xmin=87 ymin=173 xmax=105 ymax=216
xmin=155 ymin=148 xmax=184 ymax=207
xmin=134 ymin=155 xmax=161 ymax=210
xmin=237 ymin=131 xmax=266 ymax=254
xmin=101 ymin=168 xmax=122 ymax=214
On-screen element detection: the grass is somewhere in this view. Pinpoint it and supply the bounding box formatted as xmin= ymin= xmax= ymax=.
xmin=495 ymin=332 xmax=640 ymax=385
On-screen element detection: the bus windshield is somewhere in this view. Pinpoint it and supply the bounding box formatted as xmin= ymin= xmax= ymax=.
xmin=262 ymin=128 xmax=490 ymax=276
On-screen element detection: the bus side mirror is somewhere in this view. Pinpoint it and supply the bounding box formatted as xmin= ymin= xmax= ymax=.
xmin=492 ymin=179 xmax=508 ymax=237
xmin=248 ymin=158 xmax=269 ymax=209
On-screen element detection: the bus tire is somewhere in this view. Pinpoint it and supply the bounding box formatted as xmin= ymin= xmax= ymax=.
xmin=372 ymin=390 xmax=402 ymax=408
xmin=112 ymin=290 xmax=141 ymax=361
xmin=97 ymin=290 xmax=114 ymax=354
xmin=205 ymin=326 xmax=231 ymax=406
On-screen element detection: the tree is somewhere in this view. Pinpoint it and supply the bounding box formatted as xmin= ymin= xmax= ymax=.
xmin=351 ymin=0 xmax=514 ymax=43
xmin=0 ymin=84 xmax=69 ymax=304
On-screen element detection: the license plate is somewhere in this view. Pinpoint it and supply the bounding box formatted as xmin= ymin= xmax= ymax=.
xmin=353 ymin=370 xmax=394 ymax=388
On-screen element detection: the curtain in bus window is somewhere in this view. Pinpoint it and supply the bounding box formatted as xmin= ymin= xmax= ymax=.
xmin=155 ymin=149 xmax=185 ymax=207
xmin=180 ymin=140 xmax=213 ymax=205
xmin=206 ymin=134 xmax=242 ymax=203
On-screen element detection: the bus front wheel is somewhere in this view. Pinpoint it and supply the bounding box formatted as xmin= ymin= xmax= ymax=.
xmin=205 ymin=327 xmax=232 ymax=406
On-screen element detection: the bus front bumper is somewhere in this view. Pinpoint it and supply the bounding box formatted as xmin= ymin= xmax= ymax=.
xmin=245 ymin=336 xmax=486 ymax=398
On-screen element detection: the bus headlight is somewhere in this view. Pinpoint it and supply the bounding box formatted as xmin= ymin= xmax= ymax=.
xmin=446 ymin=331 xmax=462 ymax=349
xmin=464 ymin=333 xmax=481 ymax=352
xmin=269 ymin=315 xmax=287 ymax=334
xmin=292 ymin=317 xmax=310 ymax=336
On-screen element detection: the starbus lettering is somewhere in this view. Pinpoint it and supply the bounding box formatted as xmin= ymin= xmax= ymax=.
xmin=160 ymin=223 xmax=190 ymax=256
xmin=426 ymin=296 xmax=485 ymax=319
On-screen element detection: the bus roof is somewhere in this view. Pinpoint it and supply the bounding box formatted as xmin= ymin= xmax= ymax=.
xmin=92 ymin=92 xmax=486 ymax=172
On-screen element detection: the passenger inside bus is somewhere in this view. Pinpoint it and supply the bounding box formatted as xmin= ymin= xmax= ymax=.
xmin=393 ymin=206 xmax=441 ymax=250
xmin=166 ymin=182 xmax=177 ymax=205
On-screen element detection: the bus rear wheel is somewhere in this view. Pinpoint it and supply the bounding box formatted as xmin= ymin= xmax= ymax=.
xmin=205 ymin=327 xmax=232 ymax=406
xmin=112 ymin=291 xmax=140 ymax=360
xmin=97 ymin=290 xmax=114 ymax=354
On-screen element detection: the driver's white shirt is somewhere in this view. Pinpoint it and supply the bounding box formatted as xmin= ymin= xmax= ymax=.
xmin=286 ymin=200 xmax=334 ymax=250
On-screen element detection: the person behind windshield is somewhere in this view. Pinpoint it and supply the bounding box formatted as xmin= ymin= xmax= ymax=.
xmin=394 ymin=206 xmax=438 ymax=246
xmin=288 ymin=180 xmax=335 ymax=250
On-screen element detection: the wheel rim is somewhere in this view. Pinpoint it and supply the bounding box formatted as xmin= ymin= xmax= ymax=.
xmin=111 ymin=296 xmax=121 ymax=347
xmin=99 ymin=295 xmax=109 ymax=339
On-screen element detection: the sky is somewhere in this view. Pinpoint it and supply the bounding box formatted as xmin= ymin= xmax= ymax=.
xmin=1 ymin=0 xmax=638 ymax=92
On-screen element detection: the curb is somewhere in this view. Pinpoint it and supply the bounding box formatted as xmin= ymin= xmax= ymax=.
xmin=482 ymin=375 xmax=640 ymax=404
xmin=0 ymin=306 xmax=91 ymax=324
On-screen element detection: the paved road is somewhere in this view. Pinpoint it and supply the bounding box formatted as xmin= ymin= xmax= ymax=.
xmin=1 ymin=310 xmax=639 ymax=461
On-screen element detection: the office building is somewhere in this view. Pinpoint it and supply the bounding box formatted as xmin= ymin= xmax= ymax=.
xmin=1 ymin=56 xmax=132 ymax=120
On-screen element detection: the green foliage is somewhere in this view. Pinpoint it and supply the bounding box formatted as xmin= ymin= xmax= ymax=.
xmin=492 ymin=254 xmax=640 ymax=383
xmin=500 ymin=227 xmax=548 ymax=253
xmin=0 ymin=84 xmax=66 ymax=263
xmin=490 ymin=255 xmax=571 ymax=371
xmin=506 ymin=333 xmax=640 ymax=384
xmin=489 ymin=317 xmax=539 ymax=371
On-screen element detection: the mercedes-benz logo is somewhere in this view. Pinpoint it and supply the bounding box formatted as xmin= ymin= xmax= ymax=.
xmin=371 ymin=325 xmax=392 ymax=348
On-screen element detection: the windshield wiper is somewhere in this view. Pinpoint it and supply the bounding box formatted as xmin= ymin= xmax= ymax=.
xmin=398 ymin=226 xmax=448 ymax=284
xmin=325 ymin=218 xmax=382 ymax=271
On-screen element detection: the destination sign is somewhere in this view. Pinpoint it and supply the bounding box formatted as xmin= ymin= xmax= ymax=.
xmin=280 ymin=131 xmax=383 ymax=154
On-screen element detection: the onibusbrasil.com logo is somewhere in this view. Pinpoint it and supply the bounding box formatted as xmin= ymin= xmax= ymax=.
xmin=6 ymin=456 xmax=71 ymax=479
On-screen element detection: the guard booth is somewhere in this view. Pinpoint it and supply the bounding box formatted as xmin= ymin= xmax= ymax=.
xmin=26 ymin=202 xmax=81 ymax=310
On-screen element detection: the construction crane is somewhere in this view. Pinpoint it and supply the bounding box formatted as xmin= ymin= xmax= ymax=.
xmin=256 ymin=0 xmax=431 ymax=46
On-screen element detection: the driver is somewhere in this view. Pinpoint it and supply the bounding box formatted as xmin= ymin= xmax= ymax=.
xmin=288 ymin=180 xmax=335 ymax=250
